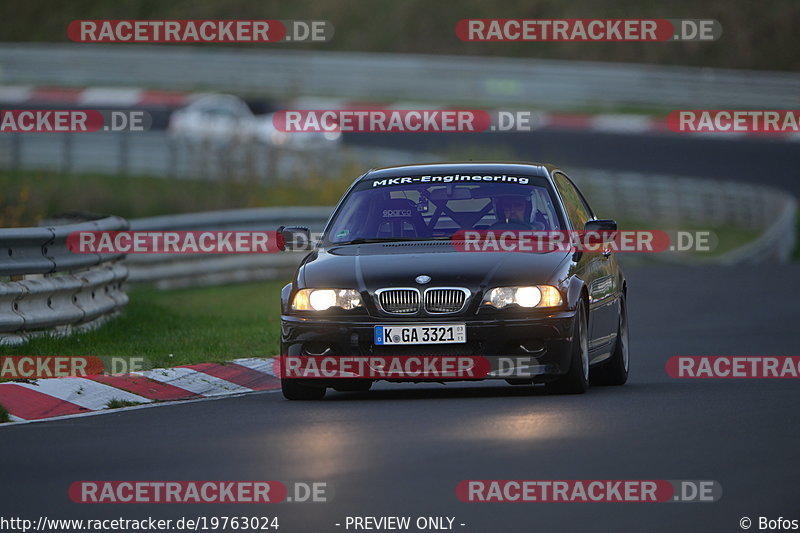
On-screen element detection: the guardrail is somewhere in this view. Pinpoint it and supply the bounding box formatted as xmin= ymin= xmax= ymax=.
xmin=126 ymin=207 xmax=333 ymax=289
xmin=1 ymin=44 xmax=799 ymax=109
xmin=0 ymin=215 xmax=129 ymax=346
xmin=716 ymin=197 xmax=797 ymax=265
xmin=572 ymin=171 xmax=797 ymax=264
xmin=1 ymin=169 xmax=795 ymax=344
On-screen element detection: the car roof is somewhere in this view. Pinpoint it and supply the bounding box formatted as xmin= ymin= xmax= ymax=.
xmin=360 ymin=162 xmax=553 ymax=181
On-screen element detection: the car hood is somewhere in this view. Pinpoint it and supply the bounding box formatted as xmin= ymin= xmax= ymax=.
xmin=298 ymin=243 xmax=571 ymax=291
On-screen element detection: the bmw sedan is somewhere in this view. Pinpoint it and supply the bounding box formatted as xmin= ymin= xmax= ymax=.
xmin=278 ymin=162 xmax=629 ymax=400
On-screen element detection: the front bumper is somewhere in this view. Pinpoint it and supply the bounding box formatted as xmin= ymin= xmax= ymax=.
xmin=280 ymin=311 xmax=576 ymax=385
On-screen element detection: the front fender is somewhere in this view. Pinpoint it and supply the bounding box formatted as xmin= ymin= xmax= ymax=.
xmin=566 ymin=276 xmax=587 ymax=311
xmin=281 ymin=283 xmax=293 ymax=314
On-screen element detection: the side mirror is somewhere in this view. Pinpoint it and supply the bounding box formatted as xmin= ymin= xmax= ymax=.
xmin=584 ymin=219 xmax=617 ymax=232
xmin=573 ymin=220 xmax=617 ymax=262
xmin=277 ymin=225 xmax=311 ymax=251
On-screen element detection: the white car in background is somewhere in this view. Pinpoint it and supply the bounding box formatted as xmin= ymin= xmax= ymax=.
xmin=169 ymin=94 xmax=342 ymax=148
xmin=168 ymin=94 xmax=254 ymax=142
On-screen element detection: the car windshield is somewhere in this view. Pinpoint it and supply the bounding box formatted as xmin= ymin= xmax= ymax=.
xmin=324 ymin=173 xmax=564 ymax=244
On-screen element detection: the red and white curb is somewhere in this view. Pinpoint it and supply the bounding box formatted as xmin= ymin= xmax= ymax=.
xmin=0 ymin=85 xmax=194 ymax=107
xmin=0 ymin=357 xmax=279 ymax=423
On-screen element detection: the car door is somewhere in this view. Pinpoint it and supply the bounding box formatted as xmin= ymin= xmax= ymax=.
xmin=552 ymin=171 xmax=619 ymax=357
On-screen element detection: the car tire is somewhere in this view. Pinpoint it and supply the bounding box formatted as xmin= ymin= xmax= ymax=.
xmin=281 ymin=379 xmax=326 ymax=401
xmin=590 ymin=295 xmax=630 ymax=386
xmin=545 ymin=300 xmax=589 ymax=395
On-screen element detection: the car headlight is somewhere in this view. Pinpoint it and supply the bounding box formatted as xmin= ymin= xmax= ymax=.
xmin=484 ymin=286 xmax=562 ymax=309
xmin=292 ymin=289 xmax=363 ymax=311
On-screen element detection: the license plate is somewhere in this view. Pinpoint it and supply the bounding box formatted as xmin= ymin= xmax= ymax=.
xmin=374 ymin=324 xmax=466 ymax=345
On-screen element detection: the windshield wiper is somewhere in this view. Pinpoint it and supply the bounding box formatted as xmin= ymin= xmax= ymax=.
xmin=332 ymin=237 xmax=449 ymax=245
xmin=333 ymin=237 xmax=412 ymax=245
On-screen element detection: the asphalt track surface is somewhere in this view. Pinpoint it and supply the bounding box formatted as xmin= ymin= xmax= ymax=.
xmin=1 ymin=264 xmax=798 ymax=533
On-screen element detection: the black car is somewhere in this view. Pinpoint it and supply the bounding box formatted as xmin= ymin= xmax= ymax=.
xmin=279 ymin=162 xmax=628 ymax=400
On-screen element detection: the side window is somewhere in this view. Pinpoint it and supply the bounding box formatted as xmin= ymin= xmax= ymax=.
xmin=553 ymin=172 xmax=593 ymax=229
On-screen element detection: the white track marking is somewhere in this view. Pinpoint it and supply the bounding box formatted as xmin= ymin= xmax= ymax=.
xmin=12 ymin=378 xmax=150 ymax=410
xmin=79 ymin=87 xmax=144 ymax=106
xmin=232 ymin=357 xmax=276 ymax=376
xmin=0 ymin=85 xmax=34 ymax=103
xmin=136 ymin=367 xmax=252 ymax=396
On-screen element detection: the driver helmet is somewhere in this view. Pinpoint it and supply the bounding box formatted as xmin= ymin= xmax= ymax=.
xmin=493 ymin=194 xmax=532 ymax=225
